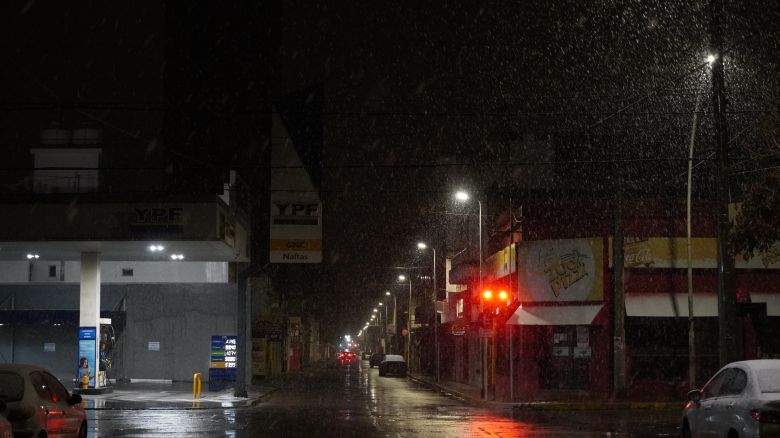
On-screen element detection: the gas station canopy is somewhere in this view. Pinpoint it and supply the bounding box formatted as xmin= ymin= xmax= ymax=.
xmin=0 ymin=199 xmax=248 ymax=262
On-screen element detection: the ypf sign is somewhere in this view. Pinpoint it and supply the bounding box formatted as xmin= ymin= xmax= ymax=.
xmin=270 ymin=199 xmax=322 ymax=263
xmin=129 ymin=206 xmax=186 ymax=236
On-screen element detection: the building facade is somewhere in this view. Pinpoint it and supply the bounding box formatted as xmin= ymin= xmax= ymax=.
xmin=439 ymin=199 xmax=780 ymax=401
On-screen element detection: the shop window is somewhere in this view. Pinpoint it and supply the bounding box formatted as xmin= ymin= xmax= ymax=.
xmin=627 ymin=318 xmax=688 ymax=381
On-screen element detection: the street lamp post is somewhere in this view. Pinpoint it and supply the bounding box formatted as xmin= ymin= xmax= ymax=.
xmin=398 ymin=274 xmax=413 ymax=368
xmin=386 ymin=290 xmax=396 ymax=353
xmin=378 ymin=302 xmax=385 ymax=352
xmin=455 ymin=190 xmax=487 ymax=400
xmin=418 ymin=242 xmax=439 ymax=383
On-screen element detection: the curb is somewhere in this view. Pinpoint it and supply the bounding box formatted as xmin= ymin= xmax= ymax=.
xmin=409 ymin=374 xmax=682 ymax=411
xmin=504 ymin=400 xmax=683 ymax=411
xmin=408 ymin=375 xmax=484 ymax=405
xmin=82 ymin=386 xmax=279 ymax=410
xmin=247 ymin=386 xmax=279 ymax=407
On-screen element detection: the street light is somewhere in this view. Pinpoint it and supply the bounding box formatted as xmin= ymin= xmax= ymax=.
xmin=454 ymin=190 xmax=482 ymax=295
xmin=398 ymin=274 xmax=413 ymax=366
xmin=455 ymin=189 xmax=486 ymax=400
xmin=385 ymin=290 xmax=395 ymax=353
xmin=417 ymin=241 xmax=440 ymax=383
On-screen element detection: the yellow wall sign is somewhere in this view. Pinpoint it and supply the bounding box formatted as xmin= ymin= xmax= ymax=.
xmin=609 ymin=237 xmax=780 ymax=270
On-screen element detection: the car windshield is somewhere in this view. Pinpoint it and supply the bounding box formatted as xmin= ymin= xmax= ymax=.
xmin=0 ymin=372 xmax=24 ymax=402
xmin=756 ymin=368 xmax=780 ymax=393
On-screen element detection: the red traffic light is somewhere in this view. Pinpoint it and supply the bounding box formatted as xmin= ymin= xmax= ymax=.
xmin=482 ymin=290 xmax=493 ymax=300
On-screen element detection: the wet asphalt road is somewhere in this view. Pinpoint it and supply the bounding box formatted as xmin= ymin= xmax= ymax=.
xmin=86 ymin=361 xmax=682 ymax=437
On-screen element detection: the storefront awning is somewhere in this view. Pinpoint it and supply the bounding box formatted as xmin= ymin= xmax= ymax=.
xmin=626 ymin=293 xmax=717 ymax=317
xmin=506 ymin=304 xmax=605 ymax=325
xmin=744 ymin=293 xmax=780 ymax=316
xmin=626 ymin=292 xmax=780 ymax=317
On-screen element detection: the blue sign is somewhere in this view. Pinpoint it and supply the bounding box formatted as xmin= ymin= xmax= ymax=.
xmin=79 ymin=327 xmax=97 ymax=340
xmin=209 ymin=335 xmax=237 ymax=382
xmin=78 ymin=339 xmax=96 ymax=387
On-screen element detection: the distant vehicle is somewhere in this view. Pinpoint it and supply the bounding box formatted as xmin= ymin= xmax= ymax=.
xmin=0 ymin=364 xmax=87 ymax=438
xmin=338 ymin=351 xmax=357 ymax=367
xmin=369 ymin=353 xmax=384 ymax=368
xmin=682 ymin=359 xmax=780 ymax=438
xmin=362 ymin=352 xmax=371 ymax=360
xmin=0 ymin=402 xmax=12 ymax=438
xmin=378 ymin=355 xmax=407 ymax=377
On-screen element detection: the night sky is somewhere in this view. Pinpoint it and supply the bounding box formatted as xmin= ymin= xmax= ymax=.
xmin=3 ymin=1 xmax=779 ymax=339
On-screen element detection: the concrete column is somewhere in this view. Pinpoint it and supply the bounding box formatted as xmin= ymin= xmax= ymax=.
xmin=79 ymin=252 xmax=101 ymax=388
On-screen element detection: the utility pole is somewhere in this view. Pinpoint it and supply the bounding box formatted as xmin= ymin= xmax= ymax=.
xmin=686 ymin=92 xmax=703 ymax=388
xmin=613 ymin=168 xmax=626 ymax=399
xmin=710 ymin=0 xmax=738 ymax=366
xmin=432 ymin=248 xmax=439 ymax=383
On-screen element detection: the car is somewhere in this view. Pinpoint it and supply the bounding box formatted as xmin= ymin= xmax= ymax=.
xmin=682 ymin=359 xmax=780 ymax=438
xmin=378 ymin=355 xmax=407 ymax=377
xmin=369 ymin=353 xmax=384 ymax=368
xmin=0 ymin=364 xmax=87 ymax=438
xmin=362 ymin=352 xmax=371 ymax=360
xmin=337 ymin=351 xmax=357 ymax=367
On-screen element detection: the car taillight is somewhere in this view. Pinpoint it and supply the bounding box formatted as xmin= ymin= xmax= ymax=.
xmin=751 ymin=409 xmax=780 ymax=424
xmin=7 ymin=406 xmax=35 ymax=421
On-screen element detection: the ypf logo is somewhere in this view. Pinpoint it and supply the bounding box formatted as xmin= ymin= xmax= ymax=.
xmin=273 ymin=202 xmax=320 ymax=226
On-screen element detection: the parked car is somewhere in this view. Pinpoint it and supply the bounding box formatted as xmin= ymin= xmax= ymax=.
xmin=682 ymin=359 xmax=780 ymax=438
xmin=378 ymin=355 xmax=407 ymax=377
xmin=0 ymin=364 xmax=87 ymax=438
xmin=369 ymin=353 xmax=384 ymax=368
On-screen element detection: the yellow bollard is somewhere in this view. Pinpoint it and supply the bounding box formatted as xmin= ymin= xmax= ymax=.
xmin=80 ymin=374 xmax=89 ymax=390
xmin=193 ymin=373 xmax=202 ymax=399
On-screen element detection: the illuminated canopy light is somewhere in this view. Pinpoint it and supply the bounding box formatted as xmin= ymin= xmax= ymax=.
xmin=26 ymin=254 xmax=40 ymax=260
xmin=417 ymin=242 xmax=427 ymax=249
xmin=454 ymin=190 xmax=470 ymax=201
xmin=385 ymin=291 xmax=391 ymax=296
xmin=170 ymin=254 xmax=185 ymax=260
xmin=398 ymin=275 xmax=406 ymax=281
xmin=148 ymin=244 xmax=165 ymax=252
xmin=373 ymin=308 xmax=378 ymax=313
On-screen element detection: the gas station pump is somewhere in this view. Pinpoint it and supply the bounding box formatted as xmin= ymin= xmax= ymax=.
xmin=99 ymin=322 xmax=116 ymax=387
xmin=77 ymin=320 xmax=116 ymax=391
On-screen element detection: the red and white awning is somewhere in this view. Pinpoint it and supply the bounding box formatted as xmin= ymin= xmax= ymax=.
xmin=506 ymin=304 xmax=605 ymax=325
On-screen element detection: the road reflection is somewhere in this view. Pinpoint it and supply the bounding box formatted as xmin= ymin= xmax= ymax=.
xmin=82 ymin=362 xmax=679 ymax=437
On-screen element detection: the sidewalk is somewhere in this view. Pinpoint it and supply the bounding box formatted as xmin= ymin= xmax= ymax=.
xmin=408 ymin=374 xmax=683 ymax=412
xmin=80 ymin=381 xmax=279 ymax=410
